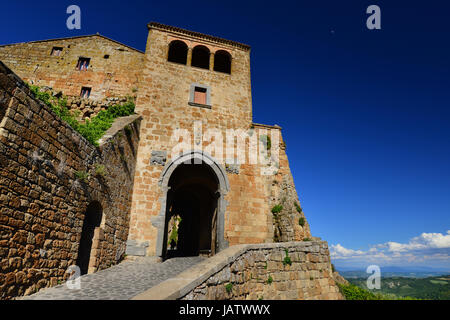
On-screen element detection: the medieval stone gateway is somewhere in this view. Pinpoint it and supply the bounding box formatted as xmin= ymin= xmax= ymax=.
xmin=154 ymin=151 xmax=230 ymax=259
xmin=0 ymin=22 xmax=345 ymax=300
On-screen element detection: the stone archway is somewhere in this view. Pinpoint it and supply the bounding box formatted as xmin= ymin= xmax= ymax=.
xmin=152 ymin=151 xmax=229 ymax=258
xmin=76 ymin=201 xmax=103 ymax=275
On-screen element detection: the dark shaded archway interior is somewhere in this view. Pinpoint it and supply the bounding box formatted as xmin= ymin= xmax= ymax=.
xmin=191 ymin=45 xmax=210 ymax=69
xmin=168 ymin=40 xmax=188 ymax=64
xmin=213 ymin=50 xmax=232 ymax=74
xmin=164 ymin=163 xmax=219 ymax=259
xmin=76 ymin=201 xmax=102 ymax=275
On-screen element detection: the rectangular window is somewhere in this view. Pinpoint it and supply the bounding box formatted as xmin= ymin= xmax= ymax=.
xmin=76 ymin=57 xmax=91 ymax=71
xmin=51 ymin=47 xmax=63 ymax=56
xmin=80 ymin=87 xmax=91 ymax=99
xmin=189 ymin=83 xmax=211 ymax=108
xmin=194 ymin=87 xmax=207 ymax=105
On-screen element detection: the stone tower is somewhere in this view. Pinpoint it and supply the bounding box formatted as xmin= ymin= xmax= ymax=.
xmin=127 ymin=23 xmax=312 ymax=258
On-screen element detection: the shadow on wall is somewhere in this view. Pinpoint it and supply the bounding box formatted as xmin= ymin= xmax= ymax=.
xmin=0 ymin=61 xmax=142 ymax=300
xmin=76 ymin=201 xmax=103 ymax=275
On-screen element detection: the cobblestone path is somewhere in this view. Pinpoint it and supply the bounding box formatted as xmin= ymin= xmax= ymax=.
xmin=22 ymin=256 xmax=205 ymax=300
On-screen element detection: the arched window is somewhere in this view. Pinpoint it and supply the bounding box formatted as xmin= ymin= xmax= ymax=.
xmin=213 ymin=50 xmax=232 ymax=74
xmin=168 ymin=40 xmax=188 ymax=65
xmin=191 ymin=45 xmax=210 ymax=70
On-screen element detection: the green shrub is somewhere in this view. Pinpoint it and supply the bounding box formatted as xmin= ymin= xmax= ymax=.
xmin=29 ymin=84 xmax=135 ymax=147
xmin=337 ymin=283 xmax=420 ymax=300
xmin=124 ymin=125 xmax=132 ymax=136
xmin=282 ymin=249 xmax=292 ymax=266
xmin=225 ymin=283 xmax=233 ymax=294
xmin=271 ymin=204 xmax=283 ymax=214
xmin=29 ymin=85 xmax=79 ymax=129
xmin=267 ymin=275 xmax=273 ymax=285
xmin=77 ymin=101 xmax=135 ymax=146
xmin=303 ymin=238 xmax=312 ymax=241
xmin=283 ymin=256 xmax=292 ymax=266
xmin=294 ymin=202 xmax=303 ymax=213
xmin=75 ymin=170 xmax=89 ymax=182
xmin=338 ymin=283 xmax=381 ymax=300
xmin=168 ymin=223 xmax=179 ymax=247
xmin=299 ymin=217 xmax=305 ymax=227
xmin=94 ymin=164 xmax=106 ymax=177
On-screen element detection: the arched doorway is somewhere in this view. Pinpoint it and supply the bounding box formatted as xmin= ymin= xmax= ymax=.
xmin=76 ymin=201 xmax=102 ymax=275
xmin=153 ymin=151 xmax=230 ymax=259
xmin=165 ymin=163 xmax=219 ymax=258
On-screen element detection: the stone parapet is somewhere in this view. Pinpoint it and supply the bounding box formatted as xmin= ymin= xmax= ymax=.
xmin=132 ymin=241 xmax=344 ymax=300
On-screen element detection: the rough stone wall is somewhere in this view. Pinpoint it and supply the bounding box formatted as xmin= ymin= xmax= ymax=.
xmin=0 ymin=62 xmax=141 ymax=299
xmin=265 ymin=142 xmax=312 ymax=243
xmin=0 ymin=35 xmax=144 ymax=101
xmin=180 ymin=241 xmax=343 ymax=300
xmin=128 ymin=25 xmax=311 ymax=256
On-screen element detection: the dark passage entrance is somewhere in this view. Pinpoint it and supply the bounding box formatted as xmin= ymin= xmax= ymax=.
xmin=76 ymin=201 xmax=102 ymax=275
xmin=164 ymin=163 xmax=219 ymax=259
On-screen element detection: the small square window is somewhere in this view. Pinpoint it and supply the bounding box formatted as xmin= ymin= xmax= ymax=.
xmin=194 ymin=87 xmax=207 ymax=105
xmin=80 ymin=87 xmax=91 ymax=99
xmin=77 ymin=57 xmax=90 ymax=71
xmin=189 ymin=83 xmax=211 ymax=108
xmin=51 ymin=47 xmax=63 ymax=56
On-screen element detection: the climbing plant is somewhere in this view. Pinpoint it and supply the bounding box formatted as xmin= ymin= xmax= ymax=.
xmin=299 ymin=217 xmax=305 ymax=227
xmin=282 ymin=249 xmax=292 ymax=266
xmin=294 ymin=202 xmax=303 ymax=214
xmin=271 ymin=204 xmax=283 ymax=214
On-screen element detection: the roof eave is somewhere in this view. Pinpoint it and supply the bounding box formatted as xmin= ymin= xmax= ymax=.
xmin=147 ymin=22 xmax=251 ymax=51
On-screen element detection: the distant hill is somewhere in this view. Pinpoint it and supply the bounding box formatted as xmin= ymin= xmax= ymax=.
xmin=345 ymin=275 xmax=450 ymax=300
xmin=337 ymin=266 xmax=450 ymax=279
xmin=340 ymin=270 xmax=450 ymax=279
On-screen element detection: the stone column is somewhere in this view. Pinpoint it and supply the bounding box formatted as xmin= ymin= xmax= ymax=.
xmin=187 ymin=47 xmax=193 ymax=66
xmin=209 ymin=52 xmax=215 ymax=71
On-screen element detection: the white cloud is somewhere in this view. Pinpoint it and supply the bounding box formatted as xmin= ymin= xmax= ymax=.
xmin=330 ymin=244 xmax=364 ymax=257
xmin=330 ymin=230 xmax=450 ymax=268
xmin=385 ymin=231 xmax=450 ymax=253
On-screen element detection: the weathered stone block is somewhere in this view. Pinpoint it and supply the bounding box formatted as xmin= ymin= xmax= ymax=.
xmin=150 ymin=150 xmax=167 ymax=166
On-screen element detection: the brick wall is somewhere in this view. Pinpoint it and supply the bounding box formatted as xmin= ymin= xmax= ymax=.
xmin=0 ymin=35 xmax=144 ymax=101
xmin=0 ymin=61 xmax=141 ymax=299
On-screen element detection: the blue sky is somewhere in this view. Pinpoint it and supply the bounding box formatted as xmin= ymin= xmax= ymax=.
xmin=2 ymin=0 xmax=449 ymax=270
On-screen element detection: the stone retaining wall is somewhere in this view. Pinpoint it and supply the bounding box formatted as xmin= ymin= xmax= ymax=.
xmin=0 ymin=61 xmax=141 ymax=299
xmin=133 ymin=241 xmax=344 ymax=300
